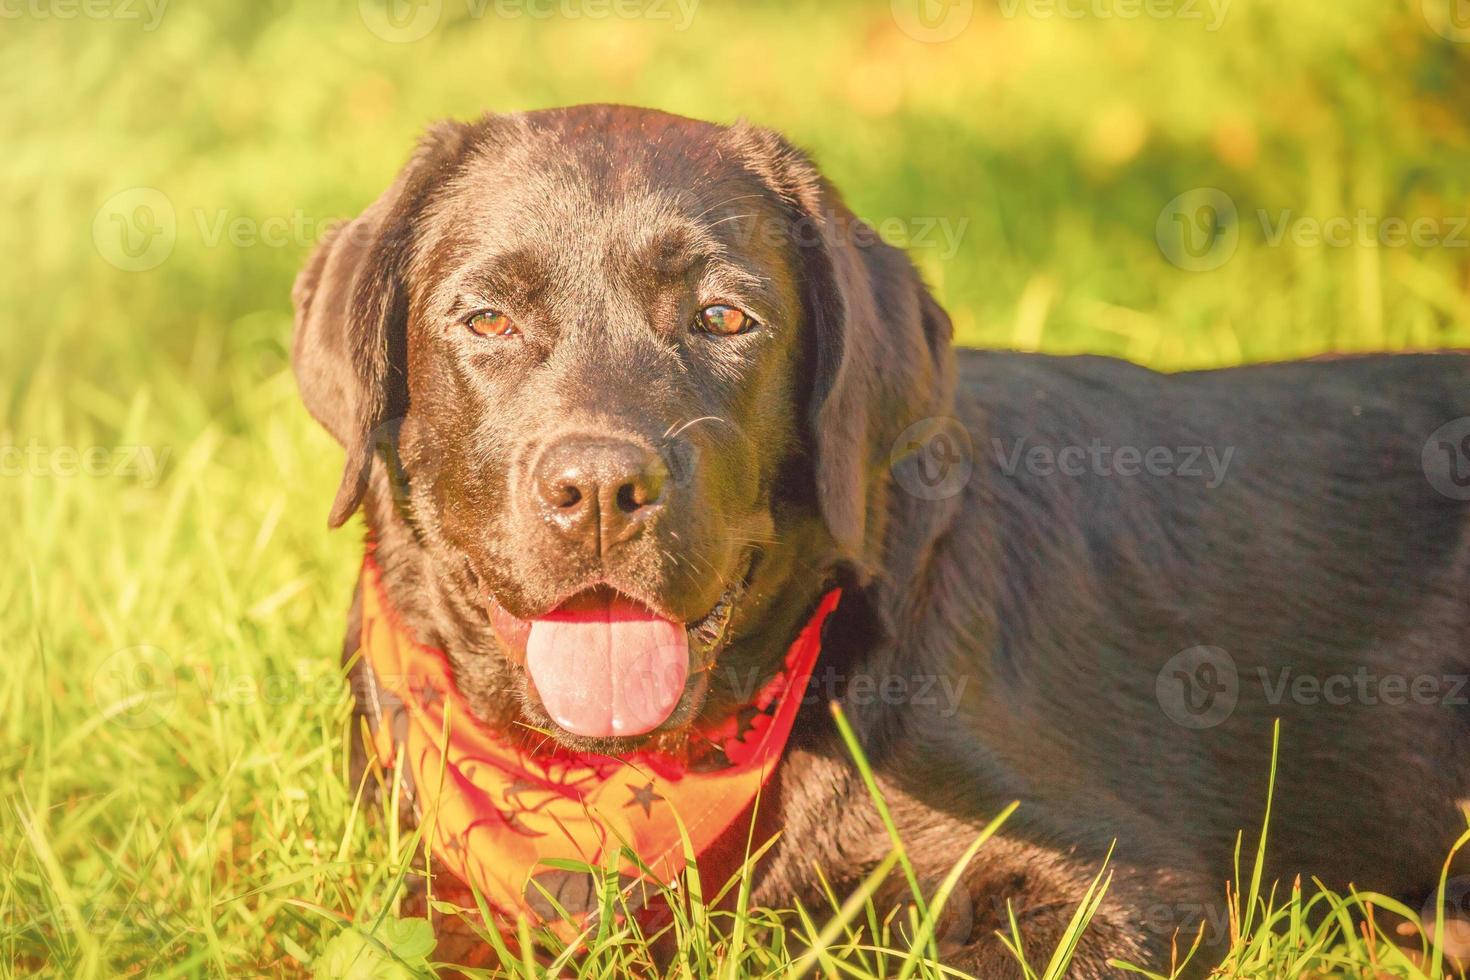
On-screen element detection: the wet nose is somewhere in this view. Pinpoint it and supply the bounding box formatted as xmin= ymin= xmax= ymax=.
xmin=533 ymin=436 xmax=668 ymax=553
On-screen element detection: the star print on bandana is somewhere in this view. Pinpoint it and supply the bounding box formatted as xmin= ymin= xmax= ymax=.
xmin=623 ymin=780 xmax=665 ymax=818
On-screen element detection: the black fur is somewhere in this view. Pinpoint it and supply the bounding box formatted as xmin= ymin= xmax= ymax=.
xmin=294 ymin=105 xmax=1470 ymax=976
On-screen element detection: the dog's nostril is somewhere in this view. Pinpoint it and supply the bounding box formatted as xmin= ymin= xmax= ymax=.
xmin=615 ymin=476 xmax=662 ymax=514
xmin=552 ymin=485 xmax=583 ymax=510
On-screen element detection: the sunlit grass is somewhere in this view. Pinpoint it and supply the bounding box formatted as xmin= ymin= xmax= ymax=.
xmin=2 ymin=332 xmax=1467 ymax=977
xmin=5 ymin=0 xmax=1470 ymax=975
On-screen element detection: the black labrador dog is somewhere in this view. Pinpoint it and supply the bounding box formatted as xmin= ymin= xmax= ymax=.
xmin=293 ymin=104 xmax=1470 ymax=975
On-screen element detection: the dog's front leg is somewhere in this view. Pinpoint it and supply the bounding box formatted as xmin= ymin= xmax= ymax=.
xmin=754 ymin=749 xmax=1176 ymax=978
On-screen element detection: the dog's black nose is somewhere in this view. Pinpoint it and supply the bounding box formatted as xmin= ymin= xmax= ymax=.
xmin=534 ymin=437 xmax=667 ymax=553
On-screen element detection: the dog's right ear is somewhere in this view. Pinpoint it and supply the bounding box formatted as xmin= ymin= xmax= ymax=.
xmin=291 ymin=121 xmax=470 ymax=528
xmin=724 ymin=123 xmax=955 ymax=576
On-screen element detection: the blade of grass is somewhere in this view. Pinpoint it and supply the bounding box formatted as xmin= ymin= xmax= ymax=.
xmin=895 ymin=801 xmax=1019 ymax=980
xmin=1038 ymin=845 xmax=1114 ymax=980
xmin=827 ymin=703 xmax=932 ymax=941
xmin=1239 ymin=719 xmax=1281 ymax=942
xmin=786 ymin=849 xmax=903 ymax=980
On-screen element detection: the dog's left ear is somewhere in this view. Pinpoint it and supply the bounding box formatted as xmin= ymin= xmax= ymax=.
xmin=726 ymin=124 xmax=955 ymax=576
xmin=291 ymin=120 xmax=471 ymax=528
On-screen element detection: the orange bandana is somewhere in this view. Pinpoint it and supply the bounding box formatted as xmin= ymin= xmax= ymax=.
xmin=356 ymin=556 xmax=840 ymax=926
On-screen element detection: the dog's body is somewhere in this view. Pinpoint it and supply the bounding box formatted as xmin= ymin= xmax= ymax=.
xmin=754 ymin=350 xmax=1470 ymax=972
xmin=295 ymin=105 xmax=1470 ymax=976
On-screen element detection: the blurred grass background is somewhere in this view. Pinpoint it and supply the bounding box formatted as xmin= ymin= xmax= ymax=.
xmin=3 ymin=0 xmax=1470 ymax=974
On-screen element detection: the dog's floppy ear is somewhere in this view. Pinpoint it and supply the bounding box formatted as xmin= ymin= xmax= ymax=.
xmin=726 ymin=125 xmax=955 ymax=575
xmin=291 ymin=121 xmax=470 ymax=528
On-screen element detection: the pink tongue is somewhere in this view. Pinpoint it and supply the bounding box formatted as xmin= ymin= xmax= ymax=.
xmin=525 ymin=593 xmax=689 ymax=738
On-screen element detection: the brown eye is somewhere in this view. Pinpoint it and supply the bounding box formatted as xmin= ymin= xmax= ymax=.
xmin=465 ymin=310 xmax=518 ymax=338
xmin=695 ymin=304 xmax=756 ymax=337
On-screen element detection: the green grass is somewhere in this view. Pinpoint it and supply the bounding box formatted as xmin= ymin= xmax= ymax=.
xmin=4 ymin=0 xmax=1470 ymax=975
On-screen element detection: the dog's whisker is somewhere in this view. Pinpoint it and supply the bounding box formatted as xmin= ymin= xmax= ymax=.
xmin=704 ymin=212 xmax=757 ymax=229
xmin=721 ymin=532 xmax=780 ymax=547
xmin=663 ymin=549 xmax=704 ymax=594
xmin=690 ymin=193 xmax=768 ymax=221
xmin=664 ymin=415 xmax=735 ymax=440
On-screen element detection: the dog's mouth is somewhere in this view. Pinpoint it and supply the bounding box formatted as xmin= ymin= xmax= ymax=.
xmin=482 ymin=557 xmax=753 ymax=741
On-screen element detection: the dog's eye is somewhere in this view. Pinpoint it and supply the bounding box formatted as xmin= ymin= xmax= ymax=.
xmin=695 ymin=304 xmax=757 ymax=337
xmin=465 ymin=310 xmax=519 ymax=338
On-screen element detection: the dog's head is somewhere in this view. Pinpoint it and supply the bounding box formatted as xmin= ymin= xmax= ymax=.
xmin=293 ymin=105 xmax=952 ymax=750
